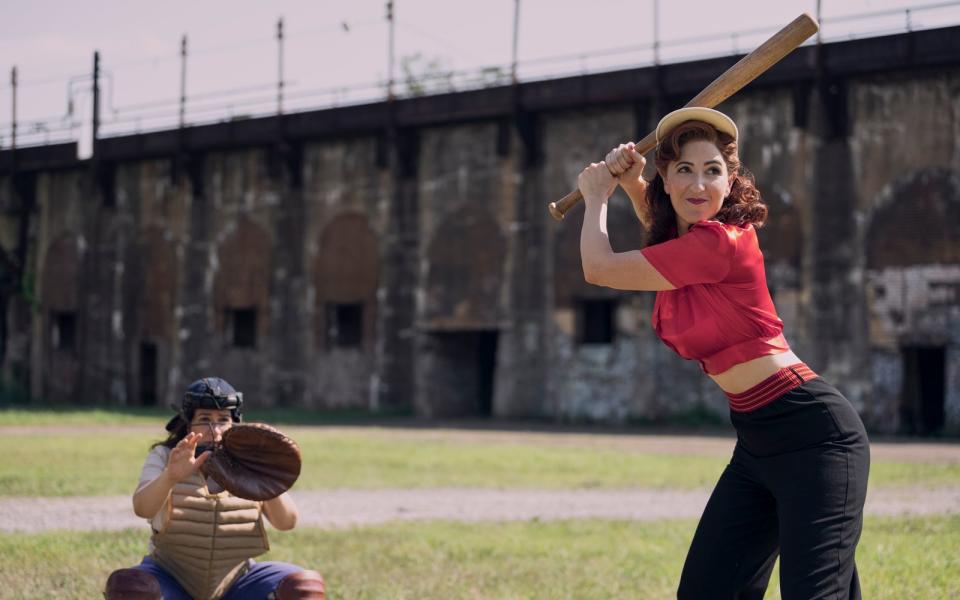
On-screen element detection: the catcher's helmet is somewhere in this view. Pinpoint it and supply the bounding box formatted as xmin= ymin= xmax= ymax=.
xmin=165 ymin=377 xmax=244 ymax=432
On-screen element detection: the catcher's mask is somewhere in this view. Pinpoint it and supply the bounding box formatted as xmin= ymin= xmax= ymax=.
xmin=165 ymin=377 xmax=244 ymax=432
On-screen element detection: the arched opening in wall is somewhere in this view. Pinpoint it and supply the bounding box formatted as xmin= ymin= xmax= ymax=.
xmin=315 ymin=213 xmax=380 ymax=352
xmin=136 ymin=228 xmax=176 ymax=407
xmin=41 ymin=234 xmax=81 ymax=402
xmin=865 ymin=169 xmax=959 ymax=434
xmin=899 ymin=345 xmax=946 ymax=436
xmin=866 ymin=170 xmax=960 ymax=268
xmin=422 ymin=206 xmax=505 ymax=417
xmin=553 ymin=201 xmax=641 ymax=344
xmin=756 ymin=191 xmax=803 ymax=309
xmin=213 ymin=217 xmax=272 ymax=401
xmin=215 ymin=217 xmax=272 ymax=350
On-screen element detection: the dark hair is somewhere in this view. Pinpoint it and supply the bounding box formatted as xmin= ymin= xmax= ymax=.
xmin=151 ymin=419 xmax=189 ymax=450
xmin=641 ymin=120 xmax=766 ymax=247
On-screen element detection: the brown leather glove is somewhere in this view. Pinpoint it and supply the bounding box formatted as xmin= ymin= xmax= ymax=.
xmin=200 ymin=423 xmax=302 ymax=501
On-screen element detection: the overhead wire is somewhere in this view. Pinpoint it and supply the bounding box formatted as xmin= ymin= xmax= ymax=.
xmin=2 ymin=1 xmax=958 ymax=146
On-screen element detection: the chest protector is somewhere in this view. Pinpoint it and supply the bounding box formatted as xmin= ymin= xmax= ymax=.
xmin=151 ymin=472 xmax=270 ymax=600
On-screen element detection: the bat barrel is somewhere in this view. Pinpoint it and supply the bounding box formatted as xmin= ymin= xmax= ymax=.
xmin=547 ymin=12 xmax=819 ymax=221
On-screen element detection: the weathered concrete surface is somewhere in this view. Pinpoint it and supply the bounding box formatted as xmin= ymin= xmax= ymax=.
xmin=2 ymin=28 xmax=959 ymax=433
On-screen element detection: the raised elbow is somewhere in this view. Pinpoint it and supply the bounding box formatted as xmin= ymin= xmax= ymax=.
xmin=582 ymin=261 xmax=605 ymax=286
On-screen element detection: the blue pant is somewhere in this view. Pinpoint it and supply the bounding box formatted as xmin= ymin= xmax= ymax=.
xmin=134 ymin=556 xmax=302 ymax=599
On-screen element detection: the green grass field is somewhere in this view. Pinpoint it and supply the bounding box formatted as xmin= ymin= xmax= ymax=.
xmin=0 ymin=427 xmax=958 ymax=496
xmin=1 ymin=409 xmax=958 ymax=599
xmin=0 ymin=516 xmax=957 ymax=599
xmin=0 ymin=406 xmax=405 ymax=426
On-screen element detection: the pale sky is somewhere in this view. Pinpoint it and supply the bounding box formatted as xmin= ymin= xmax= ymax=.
xmin=1 ymin=0 xmax=957 ymax=150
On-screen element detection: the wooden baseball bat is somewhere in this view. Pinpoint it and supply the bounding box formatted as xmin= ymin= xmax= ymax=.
xmin=548 ymin=12 xmax=819 ymax=220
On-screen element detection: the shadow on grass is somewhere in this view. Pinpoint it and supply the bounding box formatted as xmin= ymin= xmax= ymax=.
xmin=4 ymin=383 xmax=953 ymax=441
xmin=0 ymin=396 xmax=740 ymax=436
xmin=0 ymin=372 xmax=732 ymax=434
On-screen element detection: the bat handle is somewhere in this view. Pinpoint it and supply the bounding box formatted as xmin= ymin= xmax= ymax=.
xmin=548 ymin=188 xmax=584 ymax=221
xmin=550 ymin=136 xmax=656 ymax=221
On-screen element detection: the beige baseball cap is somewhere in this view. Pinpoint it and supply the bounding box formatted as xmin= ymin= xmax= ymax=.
xmin=655 ymin=107 xmax=738 ymax=145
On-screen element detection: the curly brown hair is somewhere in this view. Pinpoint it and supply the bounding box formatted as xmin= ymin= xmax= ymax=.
xmin=638 ymin=120 xmax=767 ymax=247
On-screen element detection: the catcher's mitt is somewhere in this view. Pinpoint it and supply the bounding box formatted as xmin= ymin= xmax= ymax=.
xmin=200 ymin=423 xmax=302 ymax=501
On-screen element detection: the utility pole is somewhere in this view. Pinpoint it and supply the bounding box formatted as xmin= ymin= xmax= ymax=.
xmin=180 ymin=35 xmax=188 ymax=128
xmin=386 ymin=1 xmax=395 ymax=100
xmin=92 ymin=51 xmax=101 ymax=158
xmin=277 ymin=17 xmax=285 ymax=114
xmin=816 ymin=0 xmax=823 ymax=45
xmin=10 ymin=67 xmax=17 ymax=154
xmin=511 ymin=0 xmax=520 ymax=84
xmin=12 ymin=63 xmax=30 ymax=332
xmin=653 ymin=0 xmax=660 ymax=65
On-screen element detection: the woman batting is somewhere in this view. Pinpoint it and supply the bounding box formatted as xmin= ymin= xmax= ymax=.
xmin=579 ymin=107 xmax=870 ymax=599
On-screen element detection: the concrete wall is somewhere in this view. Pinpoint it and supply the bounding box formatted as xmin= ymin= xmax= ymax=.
xmin=2 ymin=28 xmax=959 ymax=433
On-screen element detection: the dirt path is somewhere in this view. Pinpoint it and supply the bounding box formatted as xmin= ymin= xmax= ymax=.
xmin=2 ymin=486 xmax=958 ymax=534
xmin=3 ymin=428 xmax=956 ymax=534
xmin=5 ymin=424 xmax=960 ymax=463
xmin=305 ymin=428 xmax=960 ymax=463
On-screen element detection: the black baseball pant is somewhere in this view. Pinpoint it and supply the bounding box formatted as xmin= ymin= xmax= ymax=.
xmin=677 ymin=377 xmax=870 ymax=600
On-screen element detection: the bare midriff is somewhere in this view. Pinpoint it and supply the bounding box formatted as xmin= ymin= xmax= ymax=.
xmin=708 ymin=350 xmax=804 ymax=395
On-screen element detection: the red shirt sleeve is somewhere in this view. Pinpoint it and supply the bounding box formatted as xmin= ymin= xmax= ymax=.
xmin=640 ymin=221 xmax=739 ymax=287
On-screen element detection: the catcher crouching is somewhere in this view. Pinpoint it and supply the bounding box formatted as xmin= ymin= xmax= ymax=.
xmin=104 ymin=377 xmax=326 ymax=599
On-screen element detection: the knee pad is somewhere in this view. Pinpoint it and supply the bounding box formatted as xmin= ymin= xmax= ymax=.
xmin=103 ymin=568 xmax=162 ymax=600
xmin=272 ymin=570 xmax=326 ymax=599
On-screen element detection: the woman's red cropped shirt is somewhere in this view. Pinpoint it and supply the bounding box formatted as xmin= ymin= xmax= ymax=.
xmin=639 ymin=220 xmax=789 ymax=375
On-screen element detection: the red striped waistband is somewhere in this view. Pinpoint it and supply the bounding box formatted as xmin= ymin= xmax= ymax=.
xmin=725 ymin=363 xmax=817 ymax=413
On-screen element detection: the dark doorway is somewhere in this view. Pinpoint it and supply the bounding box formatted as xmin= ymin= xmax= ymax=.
xmin=326 ymin=302 xmax=363 ymax=349
xmin=227 ymin=308 xmax=257 ymax=348
xmin=425 ymin=330 xmax=499 ymax=417
xmin=52 ymin=311 xmax=77 ymax=352
xmin=577 ymin=298 xmax=617 ymax=345
xmin=476 ymin=332 xmax=497 ymax=417
xmin=899 ymin=346 xmax=946 ymax=435
xmin=140 ymin=342 xmax=158 ymax=406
